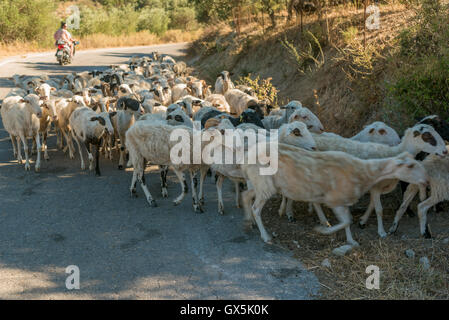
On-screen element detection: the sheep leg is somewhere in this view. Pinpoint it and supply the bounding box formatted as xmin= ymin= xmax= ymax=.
xmin=107 ymin=134 xmax=114 ymax=160
xmin=31 ymin=138 xmax=37 ymax=155
xmin=417 ymin=197 xmax=437 ymax=239
xmin=85 ymin=142 xmax=94 ymax=171
xmin=62 ymin=128 xmax=75 ymax=159
xmin=118 ymin=133 xmax=126 ymax=170
xmin=198 ymin=166 xmax=208 ymax=205
xmin=400 ymin=181 xmax=416 ymax=217
xmin=56 ymin=128 xmax=62 ymax=150
xmin=15 ymin=136 xmax=23 ymax=164
xmin=308 ymin=203 xmax=314 ymax=213
xmin=389 ymin=184 xmax=419 ymax=234
xmin=11 ymin=135 xmax=22 ymax=163
xmin=235 ymin=181 xmax=241 ymax=208
xmin=216 ymin=174 xmax=225 ymax=215
xmin=10 ymin=134 xmax=17 ymax=158
xmin=190 ymin=170 xmax=203 ymax=213
xmin=94 ymin=143 xmax=101 ymax=176
xmin=313 ymin=203 xmax=331 ymax=227
xmin=160 ymin=165 xmax=169 ymax=198
xmin=241 ymin=187 xmax=256 ymax=231
xmin=42 ymin=131 xmax=49 ymax=160
xmin=34 ymin=133 xmax=41 ymax=172
xmin=285 ymin=198 xmax=296 ymax=222
xmin=139 ymin=159 xmax=157 ymax=207
xmin=130 ymin=170 xmax=138 ymax=197
xmin=359 ymin=195 xmax=375 ymax=228
xmin=338 ymin=207 xmax=359 ymax=247
xmin=19 ymin=133 xmax=30 ymax=171
xmin=278 ymin=196 xmax=287 ymax=217
xmin=371 ymin=191 xmax=387 ymax=238
xmin=252 ymin=196 xmax=272 ymax=243
xmin=173 ymin=170 xmax=187 ymax=206
xmin=72 ymin=133 xmax=85 ymax=170
xmin=61 ymin=128 xmax=69 ymax=153
xmin=315 ymin=206 xmax=359 ymax=247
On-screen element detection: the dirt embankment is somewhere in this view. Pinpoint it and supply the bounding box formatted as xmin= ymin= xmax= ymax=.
xmin=188 ymin=4 xmax=449 ymax=300
xmin=189 ymin=4 xmax=415 ymax=137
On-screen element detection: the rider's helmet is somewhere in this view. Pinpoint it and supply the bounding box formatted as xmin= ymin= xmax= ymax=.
xmin=61 ymin=21 xmax=67 ymax=29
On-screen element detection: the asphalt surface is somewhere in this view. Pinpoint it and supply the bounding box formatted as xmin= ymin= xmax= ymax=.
xmin=0 ymin=43 xmax=320 ymax=299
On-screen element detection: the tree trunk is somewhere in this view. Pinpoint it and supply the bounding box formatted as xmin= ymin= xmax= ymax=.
xmin=269 ymin=10 xmax=276 ymax=28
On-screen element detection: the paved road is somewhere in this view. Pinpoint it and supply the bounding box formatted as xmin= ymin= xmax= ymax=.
xmin=0 ymin=44 xmax=319 ymax=299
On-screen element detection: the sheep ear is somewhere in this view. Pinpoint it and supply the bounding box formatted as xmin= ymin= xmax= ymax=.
xmin=378 ymin=129 xmax=387 ymax=135
xmin=369 ymin=128 xmax=375 ymax=134
xmin=422 ymin=132 xmax=437 ymax=146
xmin=19 ymin=99 xmax=26 ymax=103
xmin=413 ymin=130 xmax=421 ymax=137
xmin=292 ymin=128 xmax=302 ymax=137
xmin=51 ymin=87 xmax=56 ymax=91
xmin=91 ymin=116 xmax=105 ymax=125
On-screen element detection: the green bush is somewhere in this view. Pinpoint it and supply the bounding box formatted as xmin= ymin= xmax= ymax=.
xmin=77 ymin=5 xmax=139 ymax=37
xmin=387 ymin=0 xmax=449 ymax=119
xmin=169 ymin=7 xmax=197 ymax=30
xmin=0 ymin=0 xmax=58 ymax=44
xmin=236 ymin=74 xmax=279 ymax=106
xmin=137 ymin=8 xmax=170 ymax=36
xmin=388 ymin=54 xmax=449 ymax=119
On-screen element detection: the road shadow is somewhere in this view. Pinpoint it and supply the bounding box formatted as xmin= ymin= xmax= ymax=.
xmin=101 ymin=48 xmax=190 ymax=62
xmin=0 ymin=120 xmax=319 ymax=299
xmin=19 ymin=62 xmax=111 ymax=75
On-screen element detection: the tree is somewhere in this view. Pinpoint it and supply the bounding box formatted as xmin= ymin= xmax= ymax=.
xmin=258 ymin=0 xmax=283 ymax=28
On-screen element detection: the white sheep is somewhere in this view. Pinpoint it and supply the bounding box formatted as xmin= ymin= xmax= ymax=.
xmin=240 ymin=144 xmax=428 ymax=248
xmin=0 ymin=94 xmax=43 ymax=171
xmin=125 ymin=122 xmax=206 ymax=212
xmin=389 ymin=146 xmax=449 ymax=238
xmin=208 ymin=121 xmax=317 ymax=215
xmin=214 ymin=71 xmax=234 ymax=95
xmin=205 ymin=94 xmax=231 ymax=113
xmin=36 ymin=99 xmax=58 ymax=161
xmin=351 ymin=121 xmax=401 ymax=146
xmin=224 ymin=88 xmax=260 ymax=116
xmin=287 ymin=106 xmax=324 ymax=133
xmin=112 ymin=97 xmax=145 ymax=170
xmin=166 ymin=109 xmax=193 ymax=127
xmin=54 ymin=96 xmax=87 ymax=158
xmin=313 ymin=124 xmax=447 ymax=237
xmin=69 ymin=106 xmax=115 ymax=176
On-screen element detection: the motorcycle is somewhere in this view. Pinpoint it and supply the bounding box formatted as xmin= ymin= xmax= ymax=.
xmin=55 ymin=40 xmax=79 ymax=65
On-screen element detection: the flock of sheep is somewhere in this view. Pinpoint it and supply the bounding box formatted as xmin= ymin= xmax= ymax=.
xmin=1 ymin=52 xmax=449 ymax=254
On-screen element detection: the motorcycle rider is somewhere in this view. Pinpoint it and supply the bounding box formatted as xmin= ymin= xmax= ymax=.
xmin=54 ymin=21 xmax=76 ymax=58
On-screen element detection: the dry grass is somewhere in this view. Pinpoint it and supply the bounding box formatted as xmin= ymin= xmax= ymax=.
xmin=259 ymin=193 xmax=449 ymax=300
xmin=191 ymin=3 xmax=416 ymax=137
xmin=0 ymin=29 xmax=203 ymax=61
